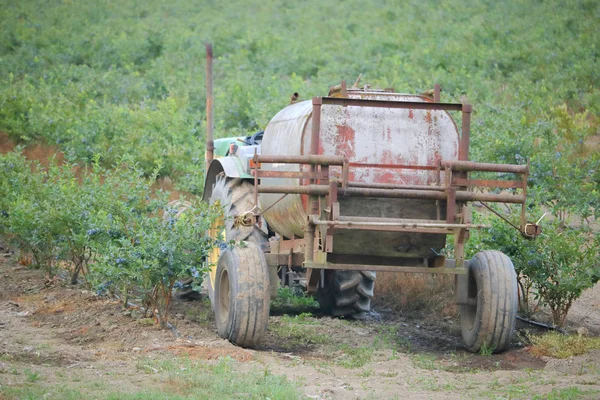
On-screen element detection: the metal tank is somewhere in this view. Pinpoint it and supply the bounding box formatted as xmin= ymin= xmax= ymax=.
xmin=259 ymin=90 xmax=460 ymax=258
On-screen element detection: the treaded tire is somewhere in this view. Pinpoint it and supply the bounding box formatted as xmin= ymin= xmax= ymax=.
xmin=214 ymin=242 xmax=270 ymax=348
xmin=460 ymin=250 xmax=518 ymax=353
xmin=318 ymin=270 xmax=376 ymax=317
xmin=208 ymin=175 xmax=268 ymax=303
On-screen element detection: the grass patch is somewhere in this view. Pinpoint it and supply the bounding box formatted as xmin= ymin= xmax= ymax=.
xmin=270 ymin=287 xmax=319 ymax=313
xmin=335 ymin=344 xmax=374 ymax=369
xmin=412 ymin=354 xmax=440 ymax=370
xmin=268 ymin=313 xmax=331 ymax=348
xmin=533 ymin=387 xmax=600 ymax=400
xmin=1 ymin=357 xmax=301 ymax=400
xmin=23 ymin=369 xmax=41 ymax=383
xmin=373 ymin=325 xmax=412 ymax=353
xmin=528 ymin=332 xmax=600 ymax=359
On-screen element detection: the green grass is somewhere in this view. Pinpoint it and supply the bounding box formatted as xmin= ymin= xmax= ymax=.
xmin=335 ymin=344 xmax=374 ymax=369
xmin=479 ymin=342 xmax=496 ymax=356
xmin=268 ymin=313 xmax=332 ymax=348
xmin=411 ymin=354 xmax=440 ymax=371
xmin=534 ymin=387 xmax=600 ymax=400
xmin=23 ymin=369 xmax=41 ymax=383
xmin=270 ymin=287 xmax=319 ymax=313
xmin=1 ymin=357 xmax=302 ymax=400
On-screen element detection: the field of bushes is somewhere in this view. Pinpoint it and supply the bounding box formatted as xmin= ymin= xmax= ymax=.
xmin=0 ymin=0 xmax=599 ymax=326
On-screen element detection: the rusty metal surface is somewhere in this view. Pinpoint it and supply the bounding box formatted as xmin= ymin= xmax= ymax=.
xmin=320 ymin=96 xmax=464 ymax=111
xmin=255 ymin=154 xmax=345 ymax=166
xmin=319 ymin=94 xmax=459 ymax=187
xmin=442 ymin=160 xmax=528 ymax=174
xmin=258 ymin=184 xmax=525 ymax=204
xmin=265 ymin=253 xmax=304 ymax=267
xmin=309 ymin=217 xmax=490 ymax=230
xmin=452 ymin=178 xmax=524 ymax=189
xmin=259 ymin=92 xmax=461 ymax=240
xmin=459 ymin=103 xmax=472 ymax=161
xmin=205 ymin=43 xmax=214 ymax=171
xmin=348 ymin=162 xmax=438 ymax=171
xmin=348 ymin=182 xmax=445 ymax=190
xmin=259 ymin=100 xmax=314 ymax=238
xmin=303 ymin=261 xmax=466 ymax=275
xmin=252 ymin=170 xmax=328 ymax=180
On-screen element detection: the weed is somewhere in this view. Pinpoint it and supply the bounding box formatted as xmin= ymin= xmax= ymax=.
xmin=412 ymin=354 xmax=439 ymax=370
xmin=533 ymin=387 xmax=600 ymax=400
xmin=479 ymin=342 xmax=495 ymax=356
xmin=415 ymin=377 xmax=442 ymax=391
xmin=336 ymin=344 xmax=374 ymax=369
xmin=271 ymin=287 xmax=319 ymax=312
xmin=268 ymin=313 xmax=331 ymax=348
xmin=373 ymin=325 xmax=412 ymax=353
xmin=23 ymin=368 xmax=40 ymax=382
xmin=528 ymin=332 xmax=600 ymax=359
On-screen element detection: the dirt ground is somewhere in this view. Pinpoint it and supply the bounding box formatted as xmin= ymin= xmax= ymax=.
xmin=1 ymin=244 xmax=599 ymax=399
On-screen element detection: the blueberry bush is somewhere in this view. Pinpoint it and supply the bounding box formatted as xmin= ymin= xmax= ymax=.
xmin=0 ymin=152 xmax=219 ymax=326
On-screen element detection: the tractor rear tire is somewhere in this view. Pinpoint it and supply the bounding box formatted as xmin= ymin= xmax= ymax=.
xmin=318 ymin=270 xmax=376 ymax=317
xmin=214 ymin=242 xmax=270 ymax=348
xmin=208 ymin=175 xmax=268 ymax=303
xmin=460 ymin=250 xmax=518 ymax=353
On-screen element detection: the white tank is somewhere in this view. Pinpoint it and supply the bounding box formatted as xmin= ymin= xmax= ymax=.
xmin=259 ymin=90 xmax=459 ymax=251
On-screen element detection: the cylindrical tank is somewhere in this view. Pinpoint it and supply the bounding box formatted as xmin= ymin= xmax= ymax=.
xmin=259 ymin=90 xmax=459 ymax=257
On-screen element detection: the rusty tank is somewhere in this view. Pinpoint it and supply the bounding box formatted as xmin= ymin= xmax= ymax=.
xmin=259 ymin=89 xmax=459 ymax=259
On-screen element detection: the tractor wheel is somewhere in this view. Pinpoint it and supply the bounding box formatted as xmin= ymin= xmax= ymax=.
xmin=317 ymin=270 xmax=376 ymax=317
xmin=460 ymin=250 xmax=518 ymax=353
xmin=214 ymin=242 xmax=270 ymax=348
xmin=207 ymin=175 xmax=268 ymax=304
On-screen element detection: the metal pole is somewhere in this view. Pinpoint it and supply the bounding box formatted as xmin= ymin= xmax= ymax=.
xmin=205 ymin=43 xmax=214 ymax=172
xmin=434 ymin=84 xmax=441 ymax=102
xmin=459 ymin=103 xmax=472 ymax=161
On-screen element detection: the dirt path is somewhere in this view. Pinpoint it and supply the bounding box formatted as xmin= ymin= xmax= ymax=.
xmin=1 ymin=248 xmax=599 ymax=399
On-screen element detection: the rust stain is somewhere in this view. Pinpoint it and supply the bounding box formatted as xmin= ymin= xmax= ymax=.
xmin=425 ymin=110 xmax=432 ymax=124
xmin=408 ymin=109 xmax=414 ymax=120
xmin=335 ymin=124 xmax=356 ymax=159
xmin=380 ymin=150 xmax=395 ymax=165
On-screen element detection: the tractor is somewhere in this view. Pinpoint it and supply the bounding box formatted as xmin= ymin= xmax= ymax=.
xmin=200 ymin=44 xmax=541 ymax=352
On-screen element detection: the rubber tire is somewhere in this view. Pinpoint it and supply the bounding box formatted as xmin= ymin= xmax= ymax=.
xmin=208 ymin=175 xmax=268 ymax=303
xmin=460 ymin=250 xmax=518 ymax=353
xmin=214 ymin=242 xmax=270 ymax=348
xmin=317 ymin=270 xmax=376 ymax=317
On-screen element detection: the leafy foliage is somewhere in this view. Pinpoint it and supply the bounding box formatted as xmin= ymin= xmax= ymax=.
xmin=0 ymin=152 xmax=219 ymax=326
xmin=0 ymin=0 xmax=598 ymax=195
xmin=470 ymin=212 xmax=600 ymax=326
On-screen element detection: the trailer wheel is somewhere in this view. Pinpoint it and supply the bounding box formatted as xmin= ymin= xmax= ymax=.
xmin=207 ymin=175 xmax=268 ymax=304
xmin=214 ymin=242 xmax=270 ymax=348
xmin=318 ymin=270 xmax=376 ymax=317
xmin=460 ymin=250 xmax=518 ymax=353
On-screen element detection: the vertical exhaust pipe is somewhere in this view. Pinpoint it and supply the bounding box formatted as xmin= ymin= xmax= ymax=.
xmin=205 ymin=43 xmax=214 ymax=172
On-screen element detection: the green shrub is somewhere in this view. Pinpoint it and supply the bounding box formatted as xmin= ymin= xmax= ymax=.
xmin=0 ymin=152 xmax=219 ymax=327
xmin=470 ymin=212 xmax=600 ymax=327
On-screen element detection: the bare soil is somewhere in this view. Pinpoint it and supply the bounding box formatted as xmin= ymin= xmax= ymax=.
xmin=1 ymin=244 xmax=599 ymax=399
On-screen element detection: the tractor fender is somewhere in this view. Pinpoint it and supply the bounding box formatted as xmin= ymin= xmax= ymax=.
xmin=202 ymin=157 xmax=253 ymax=202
